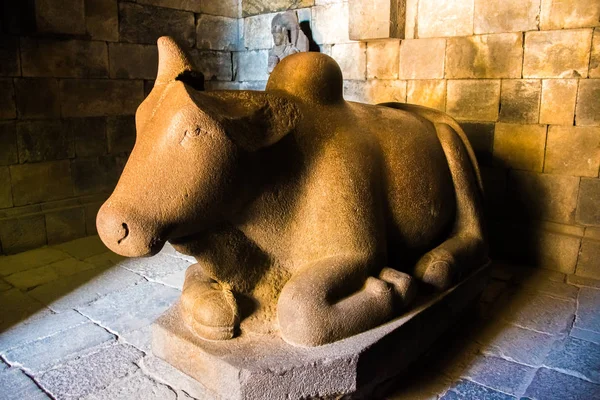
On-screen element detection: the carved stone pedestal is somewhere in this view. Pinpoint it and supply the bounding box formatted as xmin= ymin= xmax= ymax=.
xmin=152 ymin=263 xmax=490 ymax=400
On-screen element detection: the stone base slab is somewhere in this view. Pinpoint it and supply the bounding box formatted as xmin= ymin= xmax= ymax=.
xmin=152 ymin=263 xmax=491 ymax=400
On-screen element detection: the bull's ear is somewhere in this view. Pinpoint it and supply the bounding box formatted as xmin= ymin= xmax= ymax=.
xmin=156 ymin=36 xmax=203 ymax=90
xmin=207 ymin=92 xmax=300 ymax=152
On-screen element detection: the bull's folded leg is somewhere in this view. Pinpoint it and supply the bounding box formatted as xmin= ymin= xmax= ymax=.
xmin=181 ymin=263 xmax=239 ymax=340
xmin=277 ymin=255 xmax=415 ymax=347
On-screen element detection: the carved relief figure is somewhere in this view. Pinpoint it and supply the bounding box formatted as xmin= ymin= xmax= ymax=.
xmin=268 ymin=11 xmax=309 ymax=73
xmin=97 ymin=37 xmax=488 ymax=347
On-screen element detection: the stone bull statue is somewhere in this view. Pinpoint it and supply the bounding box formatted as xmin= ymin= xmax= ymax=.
xmin=97 ymin=37 xmax=488 ymax=347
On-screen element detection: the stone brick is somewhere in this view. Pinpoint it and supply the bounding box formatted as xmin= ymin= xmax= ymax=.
xmin=348 ymin=0 xmax=406 ymax=40
xmin=577 ymin=178 xmax=600 ymax=226
xmin=508 ymin=170 xmax=579 ymax=223
xmin=499 ymin=80 xmax=541 ymax=124
xmin=0 ymin=367 xmax=51 ymax=400
xmin=20 ymin=38 xmax=108 ymax=78
xmin=407 ymin=80 xmax=446 ymax=111
xmin=45 ymin=207 xmax=86 ymax=245
xmin=0 ymin=167 xmax=12 ymax=209
xmin=198 ymin=0 xmax=240 ymax=18
xmin=366 ymin=80 xmax=407 ymax=104
xmin=4 ymin=264 xmax=59 ymax=290
xmin=312 ymin=3 xmax=350 ymax=44
xmin=417 ymin=0 xmax=474 ymax=38
xmin=523 ymin=29 xmax=593 ymax=78
xmin=10 ymin=160 xmax=73 ymax=206
xmin=119 ymin=3 xmax=195 ymax=47
xmin=141 ymin=355 xmax=210 ymax=400
xmin=85 ymin=202 xmax=102 ymax=235
xmin=460 ymin=123 xmax=494 ymax=165
xmin=136 ymin=0 xmax=204 ymax=13
xmin=190 ymin=50 xmax=233 ymax=81
xmin=576 ymin=238 xmax=600 ymax=279
xmin=540 ymin=0 xmax=600 ymax=30
xmin=107 ymin=116 xmax=135 ymax=154
xmin=0 ymin=215 xmax=47 ymax=254
xmin=525 ymin=368 xmax=600 ymax=399
xmin=14 ymin=78 xmax=60 ymax=119
xmin=243 ymin=0 xmax=313 ymax=17
xmin=234 ymin=50 xmax=268 ymax=81
xmin=198 ymin=14 xmax=238 ymax=51
xmin=35 ymin=0 xmax=85 ymax=35
xmin=474 ymin=0 xmax=540 ymax=34
xmin=441 ymin=379 xmax=514 ymax=400
xmin=399 ymin=38 xmax=445 ymax=80
xmin=540 ymin=79 xmax=578 ymax=125
xmin=47 ymin=257 xmax=96 ymax=277
xmin=85 ymin=0 xmax=118 ymax=42
xmin=109 ymin=43 xmax=158 ymax=80
xmin=71 ymin=156 xmax=124 ymax=196
xmin=446 ymin=80 xmax=500 ymax=121
xmin=0 ymin=122 xmax=17 ymax=166
xmin=568 ymin=274 xmax=600 ymax=288
xmin=86 ymin=373 xmax=177 ymax=400
xmin=0 ymin=79 xmax=16 ymax=120
xmin=536 ymin=230 xmax=582 ymax=273
xmin=591 ymin=29 xmax=600 ymax=78
xmin=0 ymin=247 xmax=69 ymax=276
xmin=545 ymin=126 xmax=600 ymax=177
xmin=16 ymin=120 xmax=74 ymax=163
xmin=575 ymin=287 xmax=600 ymax=333
xmin=330 ymin=42 xmax=366 ymax=80
xmin=367 ymin=40 xmax=400 ymax=79
xmin=501 ymin=290 xmax=576 ymax=332
xmin=493 ymin=123 xmax=547 ymax=172
xmin=0 ymin=36 xmax=20 ymax=76
xmin=446 ymin=33 xmax=523 ymax=79
xmin=60 ymin=79 xmax=144 ymax=118
xmin=459 ymin=355 xmax=536 ymax=396
xmin=243 ymin=13 xmax=274 ymax=50
xmin=55 ymin=235 xmax=107 ymax=260
xmin=547 ymin=337 xmax=600 ymax=383
xmin=67 ymin=117 xmax=107 ymax=158
xmin=575 ymin=79 xmax=600 ymax=126
xmin=119 ymin=254 xmax=190 ymax=281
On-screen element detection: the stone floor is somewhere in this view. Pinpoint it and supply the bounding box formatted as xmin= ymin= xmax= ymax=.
xmin=0 ymin=236 xmax=598 ymax=400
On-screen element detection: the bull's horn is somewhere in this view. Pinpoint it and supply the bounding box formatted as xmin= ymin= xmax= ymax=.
xmin=156 ymin=36 xmax=195 ymax=85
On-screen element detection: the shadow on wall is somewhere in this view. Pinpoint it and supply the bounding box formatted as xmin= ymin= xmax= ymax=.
xmin=299 ymin=21 xmax=320 ymax=53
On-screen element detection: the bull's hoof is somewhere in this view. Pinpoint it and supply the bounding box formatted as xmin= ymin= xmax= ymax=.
xmin=414 ymin=249 xmax=456 ymax=291
xmin=379 ymin=268 xmax=417 ymax=309
xmin=181 ymin=283 xmax=239 ymax=341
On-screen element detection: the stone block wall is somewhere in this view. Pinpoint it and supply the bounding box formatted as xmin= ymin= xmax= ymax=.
xmin=0 ymin=0 xmax=240 ymax=254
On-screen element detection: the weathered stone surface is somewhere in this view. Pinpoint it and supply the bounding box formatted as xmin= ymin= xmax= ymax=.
xmin=46 ymin=207 xmax=86 ymax=245
xmin=545 ymin=336 xmax=600 ymax=383
xmin=243 ymin=0 xmax=312 ymax=17
xmin=10 ymin=160 xmax=73 ymax=206
xmin=3 ymin=322 xmax=115 ymax=373
xmin=55 ymin=235 xmax=108 ymax=260
xmin=460 ymin=355 xmax=536 ymax=396
xmin=399 ymin=38 xmax=445 ymax=79
xmin=198 ymin=0 xmax=240 ymax=18
xmin=109 ymin=43 xmax=158 ymax=80
xmin=312 ymin=2 xmax=351 ymax=44
xmin=46 ymin=257 xmax=96 ymax=277
xmin=576 ymin=239 xmax=600 ymax=278
xmin=519 ymin=276 xmax=579 ymax=300
xmin=20 ymin=38 xmax=108 ymax=78
xmin=198 ymin=14 xmax=238 ymax=51
xmin=348 ymin=0 xmax=406 ymax=40
xmin=568 ymin=274 xmax=600 ymax=289
xmin=68 ymin=117 xmax=107 ymax=157
xmin=136 ymin=0 xmax=204 ymax=13
xmin=441 ymin=379 xmax=515 ymax=400
xmin=0 ymin=167 xmax=12 ymax=209
xmin=366 ymin=79 xmax=407 ymax=104
xmin=508 ymin=171 xmax=579 ymax=224
xmin=119 ymin=3 xmax=195 ymax=47
xmin=367 ymin=40 xmax=400 ymax=79
xmin=38 ymin=344 xmax=143 ymax=399
xmin=71 ymin=155 xmax=125 ymax=196
xmin=330 ymin=42 xmax=366 ymax=80
xmin=540 ymin=79 xmax=578 ymax=125
xmin=545 ymin=126 xmax=600 ymax=177
xmin=591 ymin=29 xmax=600 ymax=78
xmin=570 ymin=327 xmax=600 ymax=345
xmin=523 ymin=29 xmax=594 ymax=78
xmin=118 ymin=253 xmax=191 ymax=282
xmin=35 ymin=0 xmax=85 ymax=35
xmin=0 ymin=36 xmax=20 ymax=76
xmin=191 ymin=50 xmax=233 ymax=81
xmin=446 ymin=33 xmax=523 ymax=79
xmin=14 ymin=78 xmax=60 ymax=119
xmin=540 ymin=0 xmax=600 ymax=30
xmin=0 ymin=122 xmax=17 ymax=166
xmin=107 ymin=116 xmax=135 ymax=155
xmin=460 ymin=123 xmax=494 ymax=165
xmin=141 ymin=355 xmax=209 ymax=400
xmin=499 ymin=291 xmax=575 ymax=334
xmin=85 ymin=202 xmax=102 ymax=235
xmin=575 ymin=287 xmax=600 ymax=334
xmin=446 ymin=80 xmax=501 ymax=121
xmin=85 ymin=372 xmax=177 ymax=400
xmin=243 ymin=12 xmax=275 ymax=50
xmin=4 ymin=264 xmax=59 ymax=290
xmin=577 ymin=179 xmax=600 ymax=226
xmin=575 ymin=79 xmax=600 ymax=126
xmin=17 ymin=120 xmax=74 ymax=163
xmin=234 ymin=50 xmax=268 ymax=81
xmin=499 ymin=80 xmax=541 ymax=123
xmin=0 ymin=79 xmax=16 ymax=120
xmin=0 ymin=367 xmax=51 ymax=400
xmin=407 ymin=80 xmax=446 ymax=112
xmin=85 ymin=0 xmax=118 ymax=42
xmin=493 ymin=123 xmax=547 ymax=172
xmin=60 ymin=79 xmax=144 ymax=117
xmin=0 ymin=288 xmax=48 ymax=330
xmin=28 ymin=265 xmax=143 ymax=312
xmin=0 ymin=246 xmax=68 ymax=276
xmin=524 ymin=368 xmax=600 ymax=399
xmin=474 ymin=0 xmax=540 ymax=34
xmin=418 ymin=0 xmax=474 ymax=38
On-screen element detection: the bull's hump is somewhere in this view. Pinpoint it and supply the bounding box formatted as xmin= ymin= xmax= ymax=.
xmin=266 ymin=53 xmax=343 ymax=106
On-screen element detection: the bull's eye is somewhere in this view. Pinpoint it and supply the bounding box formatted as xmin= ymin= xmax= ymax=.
xmin=185 ymin=127 xmax=205 ymax=138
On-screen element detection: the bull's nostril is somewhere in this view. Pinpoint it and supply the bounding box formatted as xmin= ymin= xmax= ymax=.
xmin=117 ymin=223 xmax=129 ymax=244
